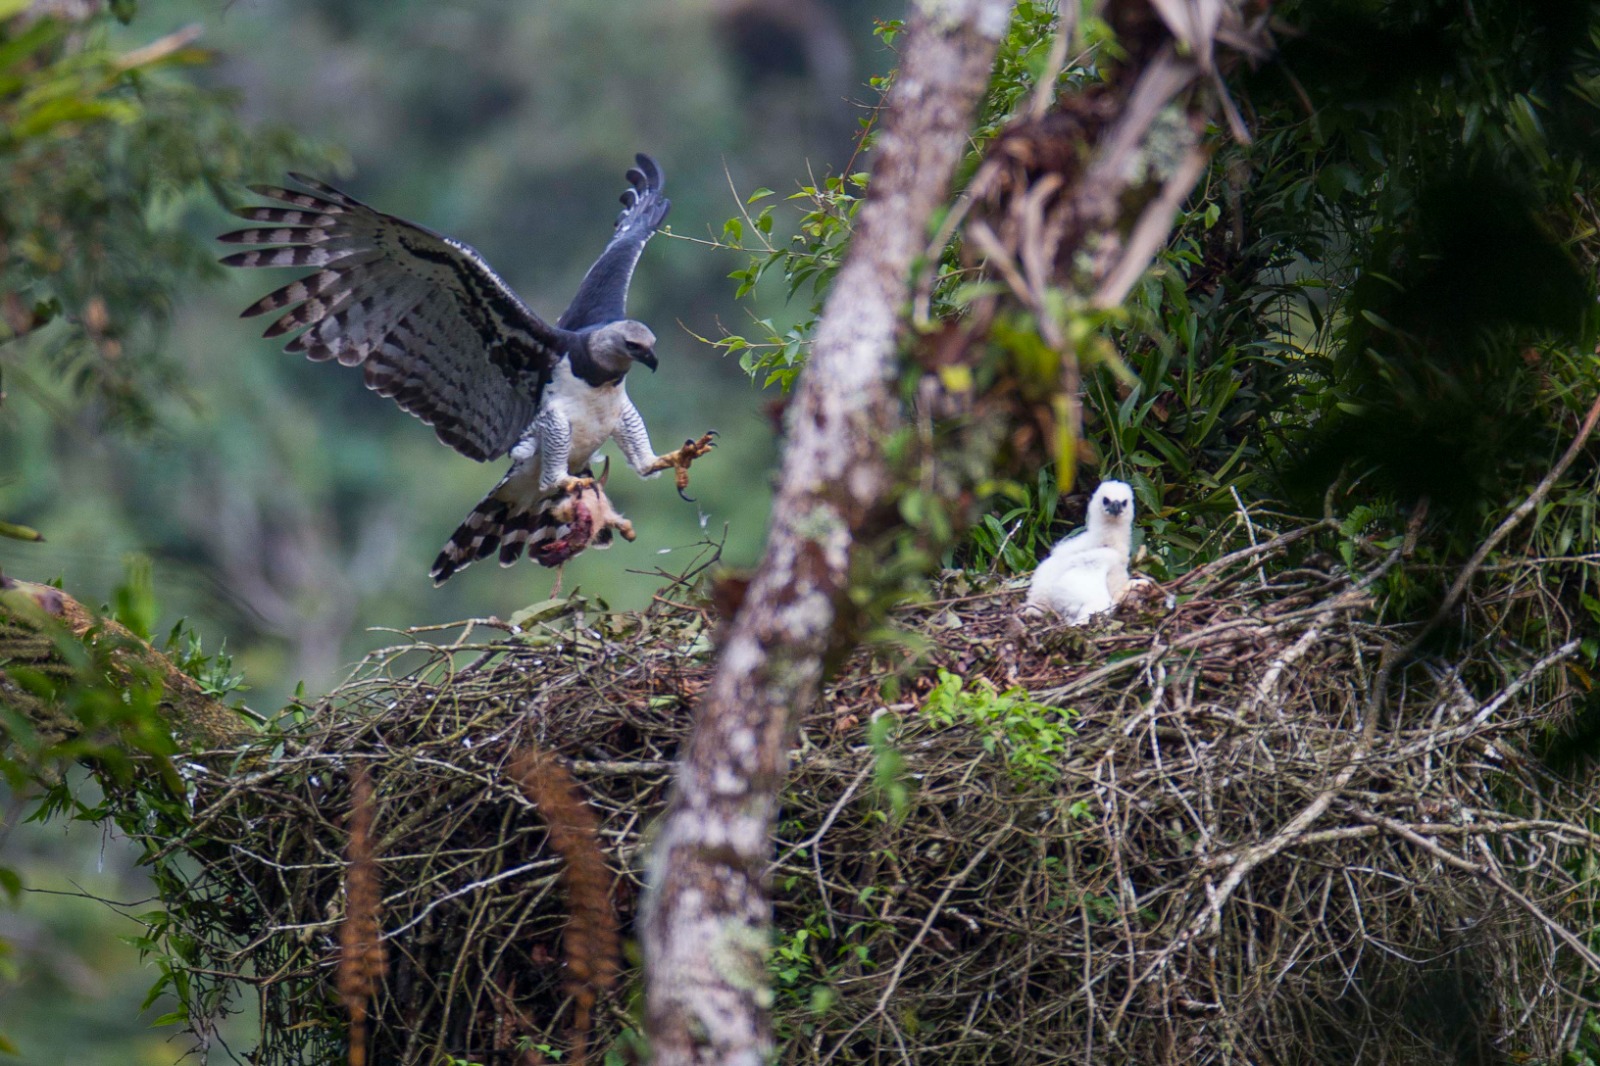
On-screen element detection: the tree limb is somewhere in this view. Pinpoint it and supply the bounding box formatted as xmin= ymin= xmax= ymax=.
xmin=0 ymin=575 xmax=246 ymax=750
xmin=638 ymin=1 xmax=1015 ymax=1061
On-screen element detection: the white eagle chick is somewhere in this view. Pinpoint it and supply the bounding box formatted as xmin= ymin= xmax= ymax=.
xmin=1026 ymin=479 xmax=1136 ymax=625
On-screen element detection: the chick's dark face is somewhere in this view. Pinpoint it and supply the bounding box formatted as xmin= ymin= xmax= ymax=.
xmin=1089 ymin=479 xmax=1134 ymax=524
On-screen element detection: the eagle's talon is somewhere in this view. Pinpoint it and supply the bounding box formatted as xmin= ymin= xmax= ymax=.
xmin=681 ymin=431 xmax=717 ymax=459
xmin=654 ymin=430 xmax=718 ymax=501
xmin=555 ymin=475 xmax=595 ymax=496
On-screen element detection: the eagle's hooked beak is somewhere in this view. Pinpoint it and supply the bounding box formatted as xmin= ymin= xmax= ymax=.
xmin=1103 ymin=499 xmax=1127 ymax=517
xmin=636 ymin=348 xmax=659 ymax=372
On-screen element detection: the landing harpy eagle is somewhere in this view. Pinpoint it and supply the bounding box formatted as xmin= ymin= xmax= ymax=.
xmin=221 ymin=155 xmax=715 ymax=583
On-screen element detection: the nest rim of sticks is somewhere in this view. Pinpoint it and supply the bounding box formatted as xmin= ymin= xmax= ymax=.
xmin=150 ymin=520 xmax=1600 ymax=1066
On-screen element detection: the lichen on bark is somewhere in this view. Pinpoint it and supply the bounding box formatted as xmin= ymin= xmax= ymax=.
xmin=639 ymin=1 xmax=1017 ymax=1062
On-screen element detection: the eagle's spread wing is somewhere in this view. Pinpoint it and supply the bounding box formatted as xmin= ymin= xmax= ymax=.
xmin=557 ymin=155 xmax=671 ymax=331
xmin=221 ymin=175 xmax=564 ymax=462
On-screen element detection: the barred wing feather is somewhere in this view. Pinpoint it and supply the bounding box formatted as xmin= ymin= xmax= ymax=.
xmin=221 ymin=175 xmax=563 ymax=462
xmin=557 ymin=154 xmax=672 ymax=331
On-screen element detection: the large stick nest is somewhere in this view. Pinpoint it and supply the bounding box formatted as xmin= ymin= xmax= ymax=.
xmin=154 ymin=525 xmax=1600 ymax=1065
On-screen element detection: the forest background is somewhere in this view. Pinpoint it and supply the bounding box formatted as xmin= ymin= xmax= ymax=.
xmin=4 ymin=0 xmax=1600 ymax=1062
xmin=0 ymin=0 xmax=893 ymax=1060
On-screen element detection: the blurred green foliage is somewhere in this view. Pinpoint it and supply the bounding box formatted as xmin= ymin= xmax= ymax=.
xmin=3 ymin=0 xmax=1600 ymax=1061
xmin=0 ymin=2 xmax=325 ymax=426
xmin=0 ymin=3 xmax=313 ymax=1051
xmin=0 ymin=555 xmax=255 ymax=1061
xmin=0 ymin=0 xmax=891 ymax=1060
xmin=0 ymin=794 xmax=200 ymax=1066
xmin=715 ymin=0 xmax=1600 ymax=592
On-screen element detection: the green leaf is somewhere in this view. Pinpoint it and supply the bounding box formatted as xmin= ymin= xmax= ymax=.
xmin=112 ymin=554 xmax=158 ymax=641
xmin=1581 ymin=594 xmax=1600 ymax=627
xmin=508 ymin=595 xmax=585 ymax=630
xmin=138 ymin=971 xmax=173 ymax=1012
xmin=1315 ymin=164 xmax=1361 ymax=200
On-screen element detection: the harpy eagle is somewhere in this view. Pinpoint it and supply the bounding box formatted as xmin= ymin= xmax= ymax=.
xmin=1025 ymin=479 xmax=1136 ymax=624
xmin=221 ymin=155 xmax=715 ymax=583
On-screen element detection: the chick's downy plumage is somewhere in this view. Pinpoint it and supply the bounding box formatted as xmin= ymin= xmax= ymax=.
xmin=1026 ymin=479 xmax=1135 ymax=624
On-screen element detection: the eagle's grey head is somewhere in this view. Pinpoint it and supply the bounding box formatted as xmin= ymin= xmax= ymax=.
xmin=1089 ymin=479 xmax=1134 ymax=525
xmin=589 ymin=320 xmax=658 ymax=374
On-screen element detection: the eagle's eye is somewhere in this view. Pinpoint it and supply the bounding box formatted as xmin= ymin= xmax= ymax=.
xmin=624 ymin=340 xmax=643 ymax=353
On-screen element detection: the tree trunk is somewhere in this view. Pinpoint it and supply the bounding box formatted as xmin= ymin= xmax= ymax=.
xmin=638 ymin=1 xmax=1015 ymax=1062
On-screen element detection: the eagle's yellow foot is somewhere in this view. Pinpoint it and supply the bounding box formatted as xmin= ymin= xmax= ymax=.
xmin=554 ymin=474 xmax=595 ymax=496
xmin=542 ymin=476 xmax=597 ymax=525
xmin=650 ymin=431 xmax=718 ymax=501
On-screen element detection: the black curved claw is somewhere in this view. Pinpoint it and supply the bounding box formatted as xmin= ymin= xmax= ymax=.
xmin=678 ymin=486 xmax=697 ymax=503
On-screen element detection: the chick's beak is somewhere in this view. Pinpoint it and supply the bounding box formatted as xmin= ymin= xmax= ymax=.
xmin=1104 ymin=499 xmax=1126 ymax=517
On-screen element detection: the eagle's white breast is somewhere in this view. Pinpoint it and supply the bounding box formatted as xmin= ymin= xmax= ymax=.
xmin=546 ymin=360 xmax=626 ymax=471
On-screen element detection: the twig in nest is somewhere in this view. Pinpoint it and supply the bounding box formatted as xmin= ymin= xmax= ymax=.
xmin=1415 ymin=390 xmax=1600 ymax=653
xmin=1347 ymin=803 xmax=1600 ymax=974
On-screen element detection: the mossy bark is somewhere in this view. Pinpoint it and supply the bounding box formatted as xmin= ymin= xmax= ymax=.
xmin=638 ymin=1 xmax=1016 ymax=1062
xmin=0 ymin=575 xmax=248 ymax=752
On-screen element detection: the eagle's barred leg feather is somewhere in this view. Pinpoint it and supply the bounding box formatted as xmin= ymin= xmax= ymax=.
xmin=612 ymin=400 xmax=716 ymax=497
xmin=533 ymin=407 xmax=574 ymax=494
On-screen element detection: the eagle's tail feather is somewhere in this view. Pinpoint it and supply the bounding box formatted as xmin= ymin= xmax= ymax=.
xmin=429 ymin=475 xmax=635 ymax=586
xmin=430 ymin=493 xmax=516 ymax=585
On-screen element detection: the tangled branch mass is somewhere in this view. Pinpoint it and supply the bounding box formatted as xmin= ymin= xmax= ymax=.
xmin=151 ymin=524 xmax=1597 ymax=1065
